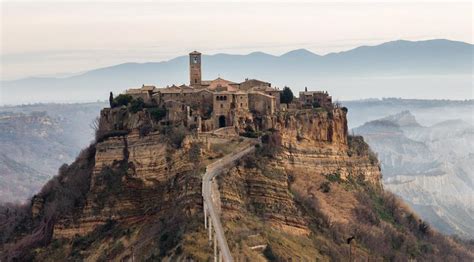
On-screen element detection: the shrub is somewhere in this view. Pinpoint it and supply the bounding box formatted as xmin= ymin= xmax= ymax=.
xmin=259 ymin=130 xmax=282 ymax=157
xmin=418 ymin=220 xmax=430 ymax=236
xmin=129 ymin=97 xmax=145 ymax=113
xmin=160 ymin=125 xmax=187 ymax=148
xmin=113 ymin=94 xmax=133 ymax=107
xmin=149 ymin=107 xmax=167 ymax=121
xmin=326 ymin=172 xmax=341 ymax=183
xmin=1 ymin=144 xmax=96 ymax=260
xmin=240 ymin=125 xmax=260 ymax=138
xmin=263 ymin=245 xmax=278 ymax=261
xmin=348 ymin=135 xmax=379 ymax=165
xmin=139 ymin=123 xmax=152 ymax=137
xmin=319 ymin=181 xmax=331 ymax=193
xmin=188 ymin=142 xmax=202 ymax=163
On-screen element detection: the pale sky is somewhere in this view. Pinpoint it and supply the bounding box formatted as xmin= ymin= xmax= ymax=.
xmin=1 ymin=0 xmax=472 ymax=80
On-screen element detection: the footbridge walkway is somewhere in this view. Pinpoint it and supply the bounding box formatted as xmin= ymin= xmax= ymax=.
xmin=202 ymin=139 xmax=258 ymax=262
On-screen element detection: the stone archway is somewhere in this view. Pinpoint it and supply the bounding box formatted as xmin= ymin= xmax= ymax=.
xmin=218 ymin=115 xmax=226 ymax=128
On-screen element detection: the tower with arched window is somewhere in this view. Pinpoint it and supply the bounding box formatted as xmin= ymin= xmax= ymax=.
xmin=189 ymin=51 xmax=202 ymax=87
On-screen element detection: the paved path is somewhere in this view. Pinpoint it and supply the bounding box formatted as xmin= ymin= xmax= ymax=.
xmin=202 ymin=141 xmax=258 ymax=262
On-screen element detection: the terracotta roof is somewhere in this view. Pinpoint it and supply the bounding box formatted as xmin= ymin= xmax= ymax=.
xmin=207 ymin=77 xmax=239 ymax=92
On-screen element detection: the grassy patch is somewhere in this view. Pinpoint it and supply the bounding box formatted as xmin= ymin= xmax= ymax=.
xmin=325 ymin=172 xmax=341 ymax=183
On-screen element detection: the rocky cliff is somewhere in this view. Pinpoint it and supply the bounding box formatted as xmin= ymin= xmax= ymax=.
xmin=1 ymin=106 xmax=472 ymax=261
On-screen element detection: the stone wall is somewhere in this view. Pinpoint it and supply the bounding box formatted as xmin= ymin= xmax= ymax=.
xmin=248 ymin=92 xmax=275 ymax=115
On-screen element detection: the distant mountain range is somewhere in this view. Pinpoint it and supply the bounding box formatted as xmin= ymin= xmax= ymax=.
xmin=1 ymin=39 xmax=472 ymax=104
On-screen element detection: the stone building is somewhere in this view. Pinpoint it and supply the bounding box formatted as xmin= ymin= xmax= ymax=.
xmin=299 ymin=89 xmax=332 ymax=109
xmin=125 ymin=51 xmax=332 ymax=132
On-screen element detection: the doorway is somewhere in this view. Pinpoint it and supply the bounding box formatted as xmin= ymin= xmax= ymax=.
xmin=218 ymin=115 xmax=226 ymax=128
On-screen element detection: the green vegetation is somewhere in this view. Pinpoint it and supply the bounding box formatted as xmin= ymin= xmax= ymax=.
xmin=159 ymin=125 xmax=188 ymax=148
xmin=325 ymin=172 xmax=341 ymax=183
xmin=109 ymin=92 xmax=114 ymax=108
xmin=0 ymin=145 xmax=96 ymax=260
xmin=240 ymin=125 xmax=261 ymax=138
xmin=148 ymin=107 xmax=167 ymax=121
xmin=263 ymin=245 xmax=278 ymax=260
xmin=130 ymin=97 xmax=145 ymax=113
xmin=348 ymin=135 xmax=379 ymax=165
xmin=113 ymin=94 xmax=133 ymax=107
xmin=111 ymin=94 xmax=148 ymax=114
xmin=280 ymin=86 xmax=294 ymax=104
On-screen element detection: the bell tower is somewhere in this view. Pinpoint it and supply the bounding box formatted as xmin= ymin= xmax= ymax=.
xmin=189 ymin=51 xmax=202 ymax=87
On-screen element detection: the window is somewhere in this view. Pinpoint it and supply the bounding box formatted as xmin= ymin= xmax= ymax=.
xmin=220 ymin=104 xmax=223 ymax=108
xmin=195 ymin=79 xmax=197 ymax=84
xmin=240 ymin=103 xmax=243 ymax=107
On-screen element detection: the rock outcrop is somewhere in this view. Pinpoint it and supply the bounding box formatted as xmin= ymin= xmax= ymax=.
xmin=217 ymin=108 xmax=382 ymax=241
xmin=2 ymin=106 xmax=473 ymax=262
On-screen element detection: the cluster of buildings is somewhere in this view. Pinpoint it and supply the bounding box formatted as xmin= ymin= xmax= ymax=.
xmin=125 ymin=51 xmax=333 ymax=132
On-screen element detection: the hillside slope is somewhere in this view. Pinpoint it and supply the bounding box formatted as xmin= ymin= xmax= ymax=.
xmin=0 ymin=105 xmax=472 ymax=261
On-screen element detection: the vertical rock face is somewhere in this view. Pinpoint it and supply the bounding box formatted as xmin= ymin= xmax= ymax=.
xmin=53 ymin=131 xmax=202 ymax=239
xmin=273 ymin=108 xmax=380 ymax=185
xmin=218 ymin=108 xmax=382 ymax=237
xmin=274 ymin=108 xmax=348 ymax=150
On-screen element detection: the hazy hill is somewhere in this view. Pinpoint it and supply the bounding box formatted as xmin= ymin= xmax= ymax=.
xmin=0 ymin=102 xmax=106 ymax=203
xmin=353 ymin=111 xmax=474 ymax=238
xmin=2 ymin=39 xmax=472 ymax=104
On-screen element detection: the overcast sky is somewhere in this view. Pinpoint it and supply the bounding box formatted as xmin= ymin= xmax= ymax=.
xmin=1 ymin=0 xmax=472 ymax=80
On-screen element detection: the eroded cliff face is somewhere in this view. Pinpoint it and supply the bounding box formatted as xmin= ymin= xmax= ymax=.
xmin=275 ymin=108 xmax=380 ymax=185
xmin=53 ymin=131 xmax=202 ymax=239
xmin=214 ymin=108 xmax=386 ymax=259
xmin=5 ymin=106 xmax=471 ymax=261
xmin=49 ymin=107 xmax=382 ymax=260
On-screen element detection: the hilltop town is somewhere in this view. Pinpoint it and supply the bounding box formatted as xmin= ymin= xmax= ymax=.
xmin=121 ymin=51 xmax=333 ymax=133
